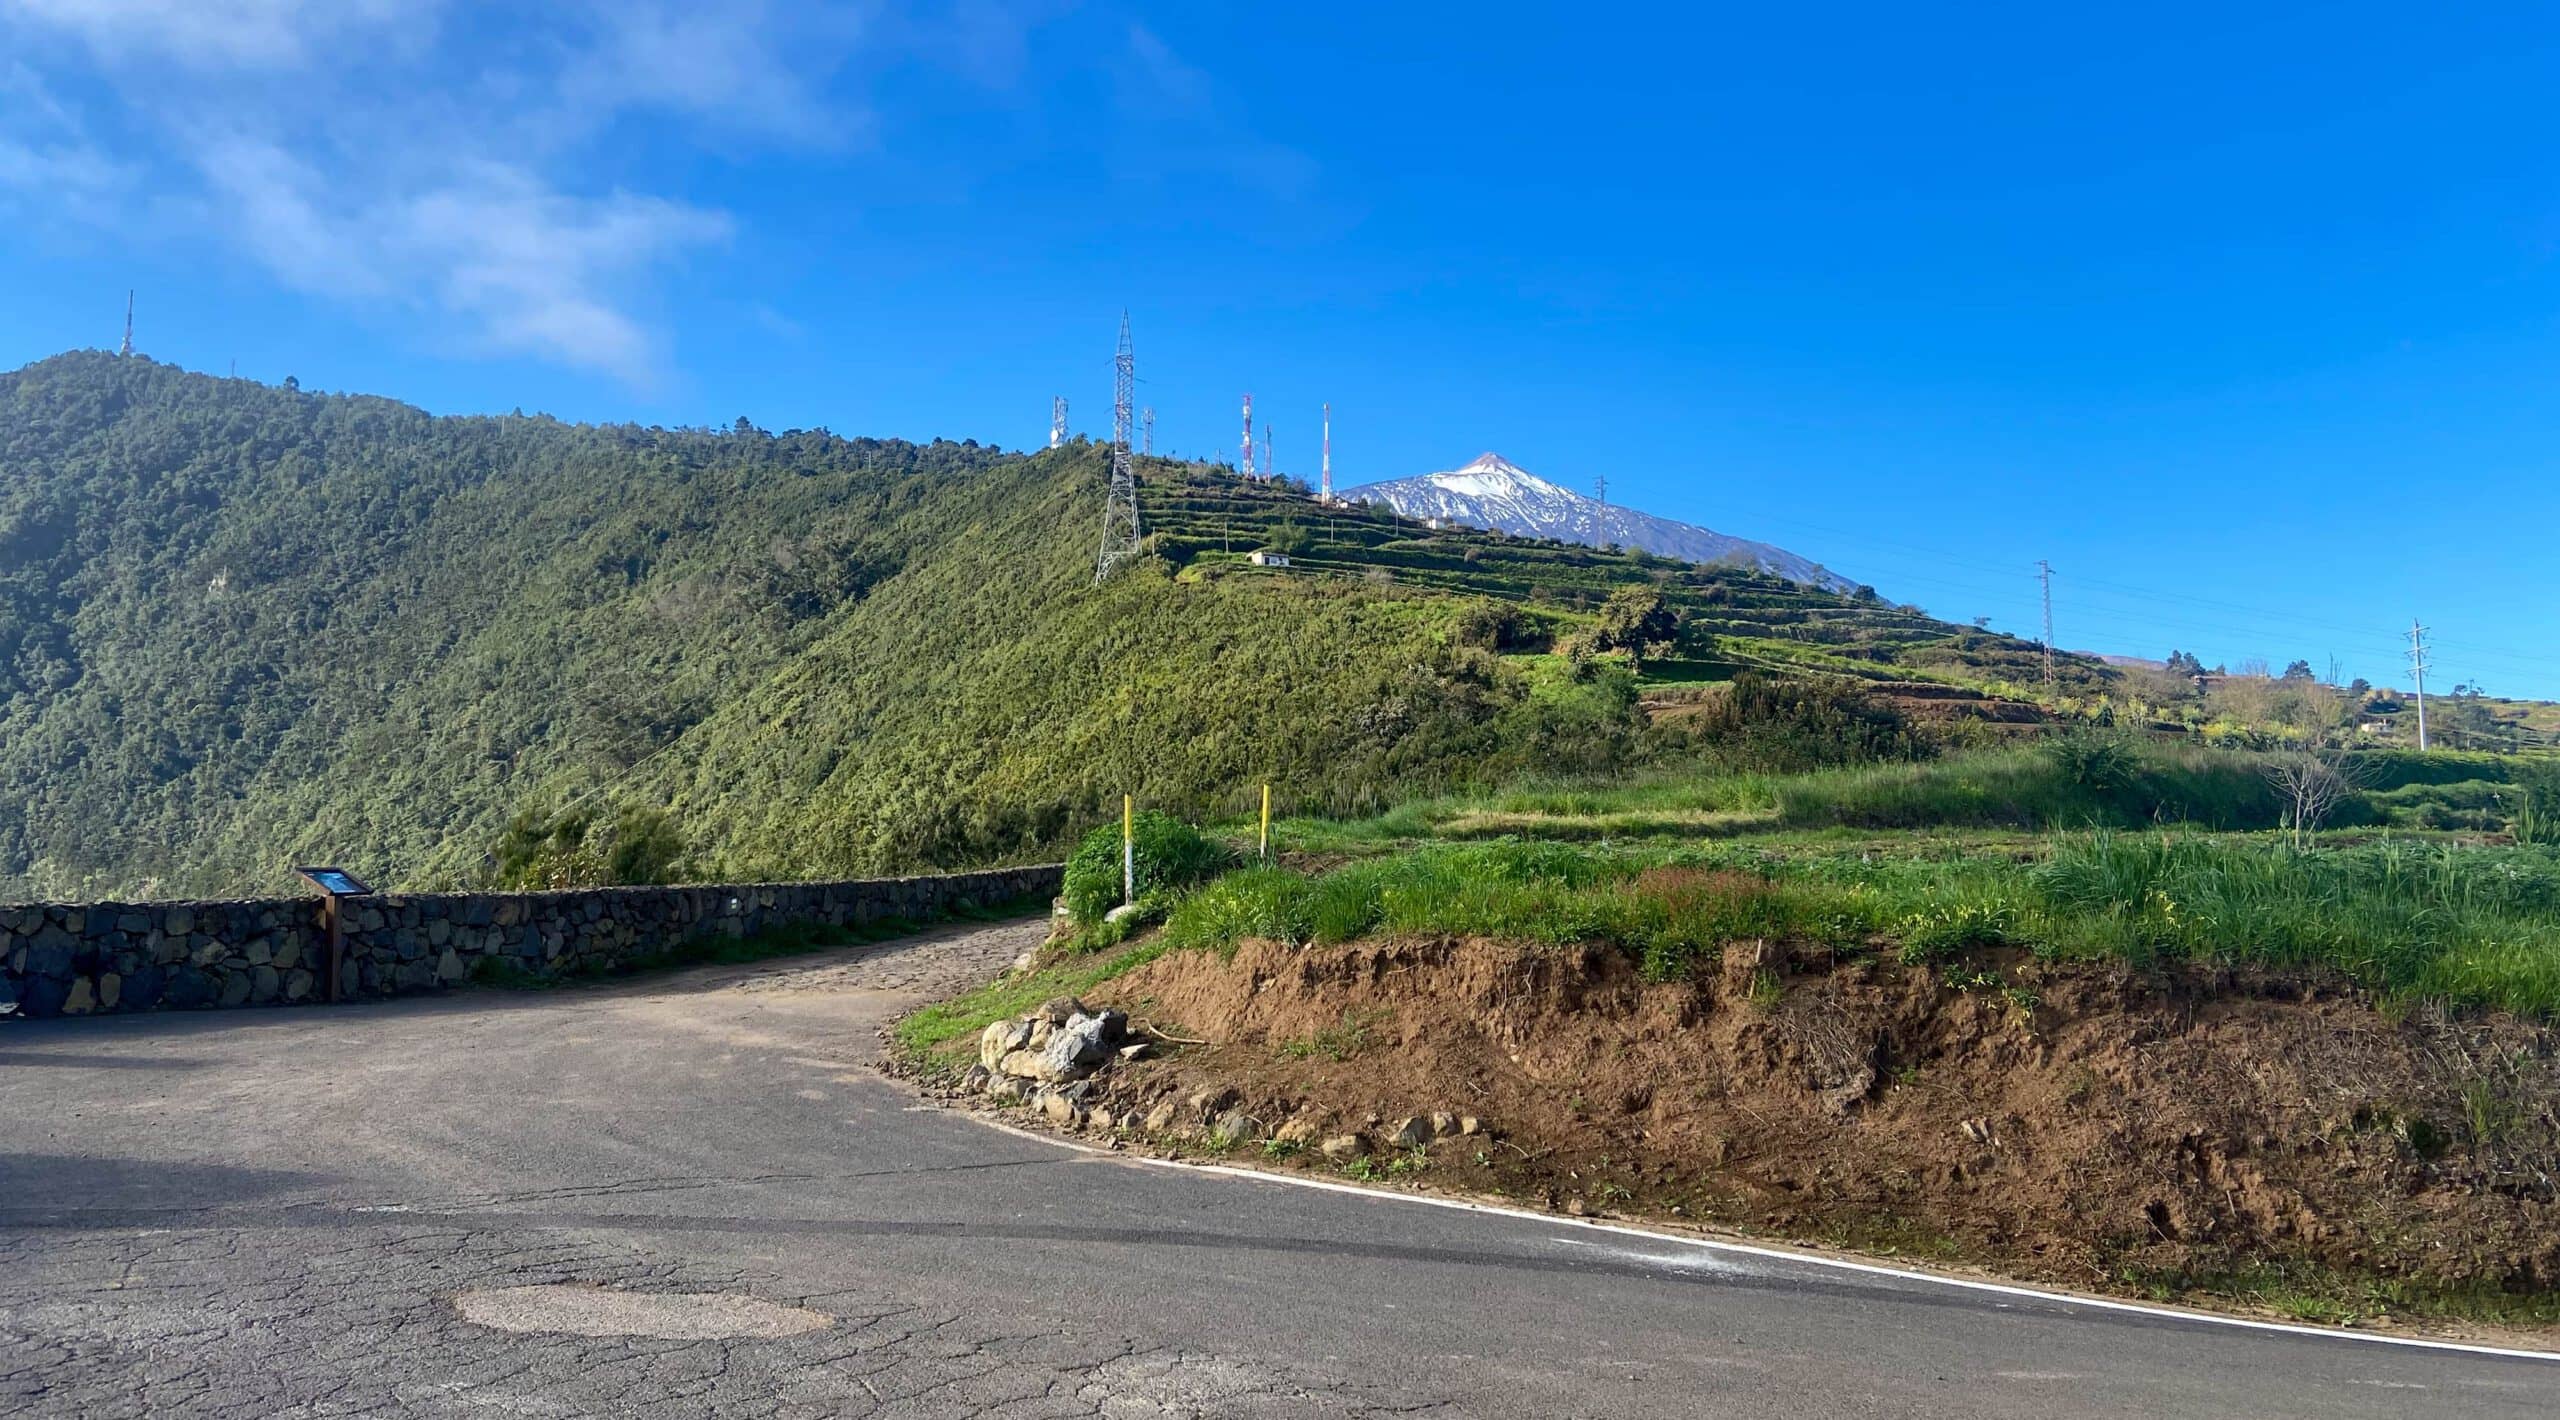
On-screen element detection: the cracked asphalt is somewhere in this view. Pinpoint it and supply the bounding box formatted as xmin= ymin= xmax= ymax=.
xmin=3 ymin=918 xmax=2557 ymax=1418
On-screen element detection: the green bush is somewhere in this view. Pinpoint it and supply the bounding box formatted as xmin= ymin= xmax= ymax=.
xmin=1061 ymin=810 xmax=1237 ymax=925
xmin=2514 ymin=761 xmax=2560 ymax=846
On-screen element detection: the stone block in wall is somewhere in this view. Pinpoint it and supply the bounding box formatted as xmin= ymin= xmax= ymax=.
xmin=164 ymin=968 xmax=216 ymax=1009
xmin=122 ymin=966 xmax=165 ymax=1011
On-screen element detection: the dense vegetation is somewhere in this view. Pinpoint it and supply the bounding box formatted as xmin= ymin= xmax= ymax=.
xmin=1 ymin=352 xmax=2090 ymax=898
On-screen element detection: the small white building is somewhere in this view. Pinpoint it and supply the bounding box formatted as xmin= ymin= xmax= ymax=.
xmin=1247 ymin=550 xmax=1291 ymax=568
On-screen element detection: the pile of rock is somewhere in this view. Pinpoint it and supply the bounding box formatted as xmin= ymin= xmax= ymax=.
xmin=955 ymin=996 xmax=1155 ymax=1128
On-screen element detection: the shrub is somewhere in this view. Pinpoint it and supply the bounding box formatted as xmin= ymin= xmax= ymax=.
xmin=1062 ymin=810 xmax=1237 ymax=925
xmin=2513 ymin=762 xmax=2560 ymax=847
xmin=1684 ymin=673 xmax=1929 ymax=774
xmin=2043 ymin=732 xmax=2139 ymax=794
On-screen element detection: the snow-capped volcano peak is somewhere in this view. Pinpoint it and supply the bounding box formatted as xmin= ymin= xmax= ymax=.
xmin=1434 ymin=451 xmax=1562 ymax=500
xmin=1338 ymin=452 xmax=1856 ymax=593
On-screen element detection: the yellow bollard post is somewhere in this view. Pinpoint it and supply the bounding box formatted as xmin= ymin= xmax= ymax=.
xmin=1260 ymin=783 xmax=1272 ymax=864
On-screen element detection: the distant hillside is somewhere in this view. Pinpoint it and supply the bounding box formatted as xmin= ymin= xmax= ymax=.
xmin=1341 ymin=452 xmax=1854 ymax=592
xmin=0 ymin=353 xmax=2096 ymax=897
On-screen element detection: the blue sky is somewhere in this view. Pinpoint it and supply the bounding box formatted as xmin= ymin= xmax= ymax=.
xmin=5 ymin=3 xmax=2558 ymax=695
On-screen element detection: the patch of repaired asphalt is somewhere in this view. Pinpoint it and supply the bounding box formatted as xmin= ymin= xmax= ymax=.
xmin=453 ymin=1284 xmax=833 ymax=1339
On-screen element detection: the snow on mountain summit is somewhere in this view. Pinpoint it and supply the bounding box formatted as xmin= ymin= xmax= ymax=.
xmin=1338 ymin=453 xmax=1855 ymax=593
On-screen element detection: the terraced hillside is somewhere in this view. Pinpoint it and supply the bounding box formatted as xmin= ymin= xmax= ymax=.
xmin=1138 ymin=462 xmax=2105 ymax=701
xmin=2 ymin=353 xmax=2110 ymax=897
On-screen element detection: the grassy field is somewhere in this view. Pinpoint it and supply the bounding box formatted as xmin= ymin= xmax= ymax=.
xmin=1144 ymin=835 xmax=2560 ymax=1017
xmin=899 ymin=740 xmax=2560 ymax=1058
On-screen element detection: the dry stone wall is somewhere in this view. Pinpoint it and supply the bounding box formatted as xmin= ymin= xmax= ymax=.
xmin=0 ymin=866 xmax=1059 ymax=1020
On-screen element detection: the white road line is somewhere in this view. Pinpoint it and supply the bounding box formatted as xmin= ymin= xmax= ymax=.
xmin=971 ymin=1115 xmax=2560 ymax=1366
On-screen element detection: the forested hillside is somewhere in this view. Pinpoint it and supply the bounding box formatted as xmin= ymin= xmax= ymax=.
xmin=0 ymin=352 xmax=2086 ymax=897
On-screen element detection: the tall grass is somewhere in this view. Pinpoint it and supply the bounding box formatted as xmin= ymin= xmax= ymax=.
xmin=1267 ymin=739 xmax=2293 ymax=852
xmin=1159 ymin=833 xmax=2560 ymax=1018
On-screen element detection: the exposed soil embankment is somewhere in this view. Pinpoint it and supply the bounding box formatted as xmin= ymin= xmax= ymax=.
xmin=1075 ymin=936 xmax=2560 ymax=1301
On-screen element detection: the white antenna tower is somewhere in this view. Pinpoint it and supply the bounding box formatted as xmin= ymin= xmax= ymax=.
xmin=1321 ymin=403 xmax=1332 ymax=499
xmin=2408 ymin=619 xmax=2431 ymax=751
xmin=1095 ymin=313 xmax=1143 ymax=582
xmin=1239 ymin=394 xmax=1255 ymax=478
xmin=1051 ymin=396 xmax=1068 ymax=450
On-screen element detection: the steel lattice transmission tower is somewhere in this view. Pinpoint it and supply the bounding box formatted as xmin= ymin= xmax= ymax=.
xmin=1239 ymin=394 xmax=1255 ymax=478
xmin=1094 ymin=313 xmax=1143 ymax=582
xmin=1050 ymin=396 xmax=1068 ymax=450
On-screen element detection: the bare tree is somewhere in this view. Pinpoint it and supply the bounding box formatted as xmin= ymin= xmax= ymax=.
xmin=2263 ymin=744 xmax=2377 ymax=850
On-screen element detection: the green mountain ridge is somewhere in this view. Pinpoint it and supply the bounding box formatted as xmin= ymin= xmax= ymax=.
xmin=0 ymin=351 xmax=2093 ymax=898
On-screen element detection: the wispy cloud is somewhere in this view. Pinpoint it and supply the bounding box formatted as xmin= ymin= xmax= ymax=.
xmin=0 ymin=0 xmax=858 ymax=384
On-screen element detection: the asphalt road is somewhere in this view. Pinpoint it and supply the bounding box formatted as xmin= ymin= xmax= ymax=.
xmin=3 ymin=918 xmax=2555 ymax=1418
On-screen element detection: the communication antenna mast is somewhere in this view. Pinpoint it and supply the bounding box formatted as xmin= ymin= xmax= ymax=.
xmin=1094 ymin=313 xmax=1143 ymax=582
xmin=1240 ymin=394 xmax=1256 ymax=478
xmin=1593 ymin=475 xmax=1609 ymax=548
xmin=2037 ymin=560 xmax=2057 ymax=694
xmin=119 ymin=290 xmax=133 ymax=358
xmin=1264 ymin=424 xmax=1274 ymax=484
xmin=1051 ymin=396 xmax=1068 ymax=450
xmin=2408 ymin=619 xmax=2431 ymax=751
xmin=1141 ymin=406 xmax=1155 ymax=456
xmin=1321 ymin=403 xmax=1332 ymax=499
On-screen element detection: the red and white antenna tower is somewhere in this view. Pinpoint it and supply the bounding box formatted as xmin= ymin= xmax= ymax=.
xmin=1239 ymin=394 xmax=1255 ymax=477
xmin=1321 ymin=403 xmax=1332 ymax=499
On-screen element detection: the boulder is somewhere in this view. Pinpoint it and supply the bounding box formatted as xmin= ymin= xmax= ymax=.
xmin=1143 ymin=1099 xmax=1181 ymax=1132
xmin=1038 ymin=1012 xmax=1121 ymax=1078
xmin=1212 ymin=1107 xmax=1266 ymax=1144
xmin=1387 ymin=1116 xmax=1436 ymax=1150
xmin=1033 ymin=995 xmax=1089 ymax=1025
xmin=1039 ymin=1090 xmax=1085 ymax=1128
xmin=978 ymin=1019 xmax=1032 ymax=1069
xmin=1274 ymin=1115 xmax=1325 ymax=1146
xmin=997 ymin=1049 xmax=1077 ymax=1083
xmin=960 ymin=1064 xmax=992 ymax=1094
xmin=1429 ymin=1111 xmax=1460 ymax=1139
xmin=1457 ymin=1115 xmax=1483 ymax=1136
xmin=1186 ymin=1086 xmax=1239 ymax=1121
xmin=1319 ymin=1134 xmax=1368 ymax=1162
xmin=986 ymin=1077 xmax=1027 ymax=1104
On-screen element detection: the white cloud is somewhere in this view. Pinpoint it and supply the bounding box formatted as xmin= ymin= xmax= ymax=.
xmin=0 ymin=0 xmax=850 ymax=385
xmin=0 ymin=0 xmax=435 ymax=70
xmin=190 ymin=137 xmax=730 ymax=382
